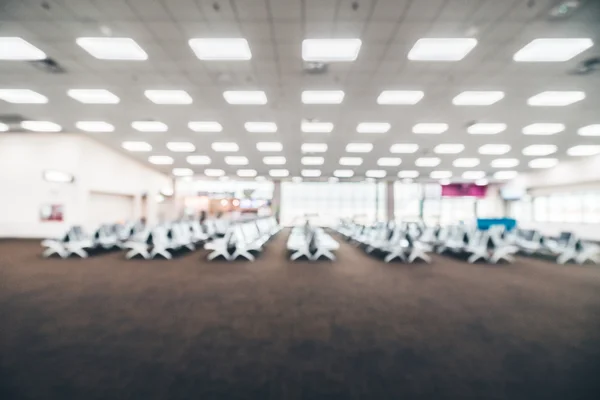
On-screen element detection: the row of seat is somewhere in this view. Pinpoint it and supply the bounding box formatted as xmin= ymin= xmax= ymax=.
xmin=41 ymin=223 xmax=141 ymax=258
xmin=205 ymin=217 xmax=281 ymax=261
xmin=287 ymin=224 xmax=340 ymax=261
xmin=507 ymin=229 xmax=599 ymax=264
xmin=336 ymin=221 xmax=431 ymax=263
xmin=434 ymin=225 xmax=518 ymax=264
xmin=42 ymin=217 xmax=280 ymax=261
xmin=124 ymin=219 xmax=209 ymax=260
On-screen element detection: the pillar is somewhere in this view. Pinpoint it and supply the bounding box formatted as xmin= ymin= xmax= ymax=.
xmin=271 ymin=180 xmax=281 ymax=221
xmin=386 ymin=181 xmax=395 ymax=221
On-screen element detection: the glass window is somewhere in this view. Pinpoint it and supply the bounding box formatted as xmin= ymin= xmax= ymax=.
xmin=547 ymin=195 xmax=563 ymax=223
xmin=583 ymin=193 xmax=600 ymax=224
xmin=394 ymin=183 xmax=422 ymax=221
xmin=563 ymin=194 xmax=582 ymax=223
xmin=280 ymin=182 xmax=380 ymax=226
xmin=533 ymin=196 xmax=548 ymax=222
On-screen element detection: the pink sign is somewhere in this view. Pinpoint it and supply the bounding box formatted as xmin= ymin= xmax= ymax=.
xmin=441 ymin=184 xmax=487 ymax=198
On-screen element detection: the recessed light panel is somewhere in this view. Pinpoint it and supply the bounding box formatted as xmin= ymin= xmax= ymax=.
xmin=131 ymin=121 xmax=167 ymax=132
xmin=494 ymin=171 xmax=518 ymax=180
xmin=301 ymin=157 xmax=324 ymax=166
xmin=167 ymin=142 xmax=195 ymax=152
xmin=479 ymin=144 xmax=511 ymax=155
xmin=476 ymin=179 xmax=488 ymax=186
xmin=408 ymin=38 xmax=477 ymax=61
xmin=188 ymin=121 xmax=222 ymax=132
xmin=75 ymin=121 xmax=115 ymax=132
xmin=356 ymin=122 xmax=390 ymax=134
xmin=346 ymin=143 xmax=373 ymax=153
xmin=43 ymin=170 xmax=74 ymax=183
xmin=0 ymin=37 xmax=46 ymax=60
xmin=339 ymin=157 xmax=363 ymax=166
xmin=0 ymin=89 xmax=47 ymax=104
xmin=122 ymin=141 xmax=152 ymax=152
xmin=269 ymin=169 xmax=289 ymax=177
xmin=453 ymin=158 xmax=480 ymax=168
xmin=67 ymin=89 xmax=120 ymax=104
xmin=224 ymin=156 xmax=249 ymax=166
xmin=0 ymin=122 xmax=8 ymax=132
xmin=366 ymin=170 xmax=386 ymax=178
xmin=430 ymin=170 xmax=452 ymax=179
xmin=377 ymin=90 xmax=424 ymax=105
xmin=149 ymin=156 xmax=174 ymax=165
xmin=566 ymin=145 xmax=600 ymax=157
xmin=212 ymin=142 xmax=239 ymax=152
xmin=223 ymin=91 xmax=267 ymax=105
xmin=529 ymin=158 xmax=558 ymax=169
xmin=302 ymin=90 xmax=345 ymax=104
xmin=301 ymin=169 xmax=322 ymax=177
xmin=398 ymin=170 xmax=419 ymax=178
xmin=205 ymin=169 xmax=225 ymax=177
xmin=301 ymin=143 xmax=327 ymax=153
xmin=527 ymin=91 xmax=585 ymax=106
xmin=434 ymin=144 xmax=465 ymax=154
xmin=302 ymin=39 xmax=362 ymax=62
xmin=188 ymin=38 xmax=251 ymax=60
xmin=301 ymin=121 xmax=333 ymax=133
xmin=377 ymin=157 xmax=402 ymax=167
xmin=256 ymin=142 xmax=283 ymax=152
xmin=20 ymin=121 xmax=61 ymax=132
xmin=513 ymin=38 xmax=593 ymax=62
xmin=578 ymin=124 xmax=600 ymax=136
xmin=390 ymin=144 xmax=419 ymax=153
xmin=245 ymin=122 xmax=277 ymax=133
xmin=76 ymin=37 xmax=148 ymax=60
xmin=467 ymin=123 xmax=507 ymax=135
xmin=462 ymin=171 xmax=486 ymax=180
xmin=491 ymin=158 xmax=520 ymax=168
xmin=334 ymin=170 xmax=354 ymax=178
xmin=263 ymin=156 xmax=286 ymax=165
xmin=522 ymin=144 xmax=557 ymax=156
xmin=237 ymin=169 xmax=257 ymax=177
xmin=144 ymin=90 xmax=193 ymax=105
xmin=413 ymin=123 xmax=448 ymax=134
xmin=415 ymin=157 xmax=441 ymax=167
xmin=452 ymin=91 xmax=504 ymax=106
xmin=172 ymin=168 xmax=193 ymax=177
xmin=187 ymin=155 xmax=211 ymax=165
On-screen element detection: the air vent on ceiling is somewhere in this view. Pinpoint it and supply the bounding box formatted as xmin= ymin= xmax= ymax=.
xmin=0 ymin=114 xmax=28 ymax=132
xmin=303 ymin=61 xmax=329 ymax=74
xmin=28 ymin=57 xmax=66 ymax=74
xmin=0 ymin=114 xmax=26 ymax=124
xmin=548 ymin=0 xmax=586 ymax=19
xmin=570 ymin=56 xmax=600 ymax=75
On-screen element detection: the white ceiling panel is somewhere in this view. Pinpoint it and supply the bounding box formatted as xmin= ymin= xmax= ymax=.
xmin=0 ymin=0 xmax=597 ymax=180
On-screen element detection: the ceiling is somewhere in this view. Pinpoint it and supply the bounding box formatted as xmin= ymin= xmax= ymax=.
xmin=1 ymin=0 xmax=599 ymax=182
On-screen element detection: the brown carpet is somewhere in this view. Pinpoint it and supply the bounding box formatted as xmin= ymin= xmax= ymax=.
xmin=1 ymin=232 xmax=600 ymax=400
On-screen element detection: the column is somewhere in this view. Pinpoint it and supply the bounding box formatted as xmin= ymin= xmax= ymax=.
xmin=271 ymin=179 xmax=281 ymax=221
xmin=386 ymin=181 xmax=395 ymax=221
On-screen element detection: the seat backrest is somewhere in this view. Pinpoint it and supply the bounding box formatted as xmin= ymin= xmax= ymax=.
xmin=204 ymin=220 xmax=216 ymax=236
xmin=558 ymin=231 xmax=573 ymax=247
xmin=224 ymin=227 xmax=238 ymax=249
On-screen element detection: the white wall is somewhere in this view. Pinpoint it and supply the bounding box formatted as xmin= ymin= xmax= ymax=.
xmin=506 ymin=154 xmax=600 ymax=241
xmin=0 ymin=134 xmax=170 ymax=238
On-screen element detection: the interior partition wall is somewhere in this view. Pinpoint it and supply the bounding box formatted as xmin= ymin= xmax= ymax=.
xmin=280 ymin=182 xmax=386 ymax=226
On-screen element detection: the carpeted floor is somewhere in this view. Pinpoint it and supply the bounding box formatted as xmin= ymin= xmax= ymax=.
xmin=1 ymin=233 xmax=600 ymax=400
